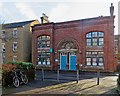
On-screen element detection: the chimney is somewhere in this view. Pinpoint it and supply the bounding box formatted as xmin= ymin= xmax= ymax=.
xmin=40 ymin=17 xmax=43 ymax=24
xmin=40 ymin=13 xmax=50 ymax=24
xmin=110 ymin=3 xmax=114 ymax=16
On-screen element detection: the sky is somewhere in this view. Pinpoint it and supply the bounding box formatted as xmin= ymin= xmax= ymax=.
xmin=0 ymin=0 xmax=119 ymax=34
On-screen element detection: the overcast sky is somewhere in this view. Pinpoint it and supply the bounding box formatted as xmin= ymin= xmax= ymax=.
xmin=0 ymin=0 xmax=119 ymax=34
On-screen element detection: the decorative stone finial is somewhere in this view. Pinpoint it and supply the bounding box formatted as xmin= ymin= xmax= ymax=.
xmin=110 ymin=3 xmax=114 ymax=16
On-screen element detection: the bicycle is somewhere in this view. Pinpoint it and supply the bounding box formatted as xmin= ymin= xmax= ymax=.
xmin=12 ymin=69 xmax=28 ymax=88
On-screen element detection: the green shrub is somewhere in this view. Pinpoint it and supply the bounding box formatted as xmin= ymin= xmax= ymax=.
xmin=6 ymin=62 xmax=35 ymax=70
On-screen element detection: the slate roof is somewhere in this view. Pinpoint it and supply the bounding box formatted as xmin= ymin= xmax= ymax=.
xmin=2 ymin=20 xmax=36 ymax=29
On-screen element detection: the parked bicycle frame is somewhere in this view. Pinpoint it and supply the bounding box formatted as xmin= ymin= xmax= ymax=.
xmin=12 ymin=68 xmax=28 ymax=88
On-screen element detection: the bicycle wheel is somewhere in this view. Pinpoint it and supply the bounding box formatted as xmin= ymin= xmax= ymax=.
xmin=13 ymin=77 xmax=20 ymax=88
xmin=21 ymin=74 xmax=28 ymax=84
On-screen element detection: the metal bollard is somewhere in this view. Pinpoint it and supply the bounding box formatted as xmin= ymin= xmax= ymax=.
xmin=42 ymin=68 xmax=44 ymax=81
xmin=57 ymin=69 xmax=59 ymax=82
xmin=97 ymin=71 xmax=100 ymax=85
xmin=76 ymin=69 xmax=79 ymax=83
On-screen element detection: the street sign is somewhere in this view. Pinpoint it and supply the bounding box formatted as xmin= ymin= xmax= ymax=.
xmin=55 ymin=59 xmax=58 ymax=62
xmin=50 ymin=48 xmax=53 ymax=52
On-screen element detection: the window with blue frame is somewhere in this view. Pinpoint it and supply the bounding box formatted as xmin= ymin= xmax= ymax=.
xmin=86 ymin=32 xmax=104 ymax=46
xmin=37 ymin=35 xmax=50 ymax=65
xmin=86 ymin=33 xmax=91 ymax=38
xmin=86 ymin=51 xmax=104 ymax=66
xmin=37 ymin=35 xmax=50 ymax=48
xmin=86 ymin=39 xmax=91 ymax=46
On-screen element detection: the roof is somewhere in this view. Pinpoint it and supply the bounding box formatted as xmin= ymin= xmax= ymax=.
xmin=2 ymin=20 xmax=36 ymax=29
xmin=54 ymin=16 xmax=114 ymax=25
xmin=34 ymin=16 xmax=115 ymax=27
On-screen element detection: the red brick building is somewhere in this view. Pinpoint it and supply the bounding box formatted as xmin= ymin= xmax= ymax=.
xmin=32 ymin=16 xmax=115 ymax=72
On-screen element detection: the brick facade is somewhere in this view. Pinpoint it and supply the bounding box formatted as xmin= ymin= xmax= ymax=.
xmin=32 ymin=16 xmax=115 ymax=72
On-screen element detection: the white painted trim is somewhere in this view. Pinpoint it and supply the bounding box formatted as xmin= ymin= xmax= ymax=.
xmin=58 ymin=49 xmax=78 ymax=52
xmin=60 ymin=53 xmax=61 ymax=69
xmin=13 ymin=42 xmax=17 ymax=44
xmin=13 ymin=28 xmax=17 ymax=30
xmin=13 ymin=56 xmax=17 ymax=57
xmin=69 ymin=52 xmax=70 ymax=70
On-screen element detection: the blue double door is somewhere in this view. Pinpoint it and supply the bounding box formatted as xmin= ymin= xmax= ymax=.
xmin=60 ymin=54 xmax=76 ymax=70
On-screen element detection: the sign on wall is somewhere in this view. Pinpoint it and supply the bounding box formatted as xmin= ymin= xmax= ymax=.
xmin=50 ymin=48 xmax=53 ymax=52
xmin=55 ymin=59 xmax=58 ymax=62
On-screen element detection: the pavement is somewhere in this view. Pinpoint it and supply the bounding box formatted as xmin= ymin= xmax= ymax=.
xmin=2 ymin=70 xmax=119 ymax=95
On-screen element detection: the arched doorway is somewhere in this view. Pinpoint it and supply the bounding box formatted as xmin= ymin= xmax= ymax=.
xmin=58 ymin=40 xmax=78 ymax=70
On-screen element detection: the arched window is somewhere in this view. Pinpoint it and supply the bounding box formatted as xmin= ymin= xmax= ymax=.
xmin=86 ymin=32 xmax=104 ymax=46
xmin=37 ymin=35 xmax=50 ymax=65
xmin=37 ymin=35 xmax=50 ymax=48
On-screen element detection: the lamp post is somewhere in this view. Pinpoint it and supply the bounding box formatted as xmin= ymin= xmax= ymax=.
xmin=57 ymin=65 xmax=59 ymax=82
xmin=76 ymin=68 xmax=79 ymax=83
xmin=97 ymin=70 xmax=100 ymax=85
xmin=41 ymin=68 xmax=44 ymax=81
xmin=55 ymin=59 xmax=59 ymax=82
xmin=76 ymin=64 xmax=82 ymax=83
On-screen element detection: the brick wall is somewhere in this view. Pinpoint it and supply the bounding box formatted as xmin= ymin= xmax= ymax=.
xmin=32 ymin=16 xmax=115 ymax=72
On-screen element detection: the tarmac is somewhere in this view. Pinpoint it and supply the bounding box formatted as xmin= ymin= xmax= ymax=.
xmin=2 ymin=70 xmax=119 ymax=95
